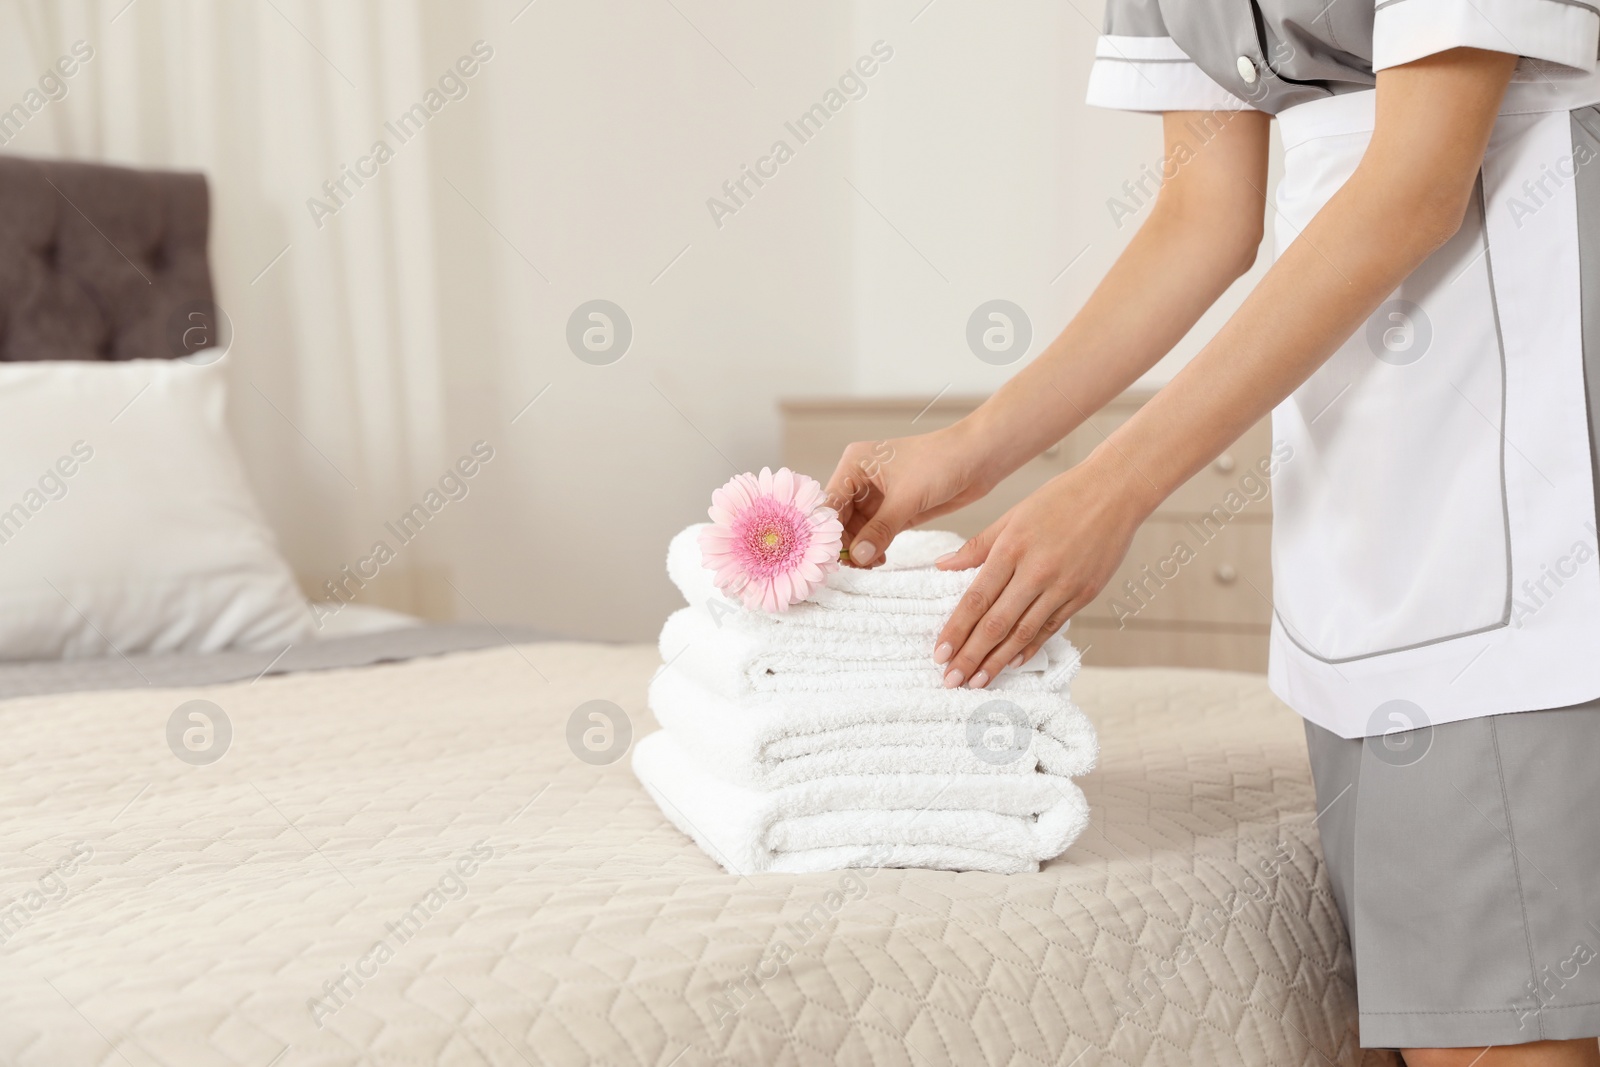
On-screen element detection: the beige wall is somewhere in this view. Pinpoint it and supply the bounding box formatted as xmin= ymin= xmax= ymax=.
xmin=0 ymin=0 xmax=1276 ymax=641
xmin=426 ymin=0 xmax=862 ymax=639
xmin=847 ymin=0 xmax=1277 ymax=397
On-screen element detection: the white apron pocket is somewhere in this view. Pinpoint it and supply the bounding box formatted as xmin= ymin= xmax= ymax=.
xmin=1271 ymin=126 xmax=1509 ymax=663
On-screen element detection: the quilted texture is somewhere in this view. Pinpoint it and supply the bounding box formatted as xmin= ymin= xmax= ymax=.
xmin=0 ymin=156 xmax=215 ymax=363
xmin=0 ymin=642 xmax=1397 ymax=1066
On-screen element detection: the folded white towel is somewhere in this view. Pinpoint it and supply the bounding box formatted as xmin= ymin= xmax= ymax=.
xmin=633 ymin=730 xmax=1091 ymax=875
xmin=648 ymin=666 xmax=1097 ymax=788
xmin=660 ymin=607 xmax=1077 ymax=697
xmin=668 ymin=524 xmax=981 ymax=629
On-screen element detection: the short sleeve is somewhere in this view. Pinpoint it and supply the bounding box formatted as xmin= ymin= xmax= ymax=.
xmin=1086 ymin=37 xmax=1256 ymax=112
xmin=1086 ymin=0 xmax=1254 ymax=112
xmin=1372 ymin=0 xmax=1600 ymax=76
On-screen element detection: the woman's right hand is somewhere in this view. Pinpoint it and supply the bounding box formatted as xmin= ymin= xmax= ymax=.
xmin=823 ymin=424 xmax=994 ymax=567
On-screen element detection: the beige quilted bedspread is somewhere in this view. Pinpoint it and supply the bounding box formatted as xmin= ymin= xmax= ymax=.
xmin=0 ymin=642 xmax=1395 ymax=1067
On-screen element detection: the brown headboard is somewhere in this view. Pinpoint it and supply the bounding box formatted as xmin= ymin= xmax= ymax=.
xmin=0 ymin=156 xmax=217 ymax=362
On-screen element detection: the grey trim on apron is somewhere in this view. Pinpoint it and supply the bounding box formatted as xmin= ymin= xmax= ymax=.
xmin=1275 ymin=173 xmax=1515 ymax=666
xmin=1572 ymin=105 xmax=1600 ymax=542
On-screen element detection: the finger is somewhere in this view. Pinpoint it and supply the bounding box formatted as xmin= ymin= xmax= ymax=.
xmin=832 ymin=488 xmax=856 ymax=533
xmin=824 ymin=445 xmax=889 ymax=527
xmin=933 ymin=551 xmax=1016 ymax=678
xmin=935 ymin=519 xmax=1004 ymax=571
xmin=1010 ymin=598 xmax=1083 ymax=669
xmin=913 ymin=497 xmax=972 ymax=525
xmin=823 ymin=457 xmax=867 ymax=531
xmin=847 ymin=487 xmax=920 ymax=568
xmin=945 ymin=576 xmax=1045 ymax=690
xmin=971 ymin=591 xmax=1070 ymax=688
xmin=841 ymin=485 xmax=880 ymax=545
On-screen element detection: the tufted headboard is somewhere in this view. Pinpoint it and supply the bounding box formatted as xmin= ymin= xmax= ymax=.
xmin=0 ymin=156 xmax=218 ymax=362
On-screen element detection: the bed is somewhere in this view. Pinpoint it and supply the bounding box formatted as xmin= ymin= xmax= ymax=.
xmin=0 ymin=638 xmax=1387 ymax=1067
xmin=0 ymin=157 xmax=1391 ymax=1067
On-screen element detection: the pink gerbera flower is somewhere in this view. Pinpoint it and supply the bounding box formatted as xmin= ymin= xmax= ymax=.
xmin=699 ymin=466 xmax=843 ymax=612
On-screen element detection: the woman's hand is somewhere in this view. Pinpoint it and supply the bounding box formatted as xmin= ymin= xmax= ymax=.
xmin=823 ymin=108 xmax=1274 ymax=573
xmin=824 ymin=423 xmax=998 ymax=567
xmin=931 ymin=454 xmax=1150 ymax=688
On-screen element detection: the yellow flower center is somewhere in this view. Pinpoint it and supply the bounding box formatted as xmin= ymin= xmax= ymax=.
xmin=762 ymin=529 xmax=781 ymax=548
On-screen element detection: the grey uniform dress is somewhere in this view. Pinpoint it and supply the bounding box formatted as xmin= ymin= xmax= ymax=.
xmin=1088 ymin=0 xmax=1600 ymax=1051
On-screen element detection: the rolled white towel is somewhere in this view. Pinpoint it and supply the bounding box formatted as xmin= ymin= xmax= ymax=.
xmin=633 ymin=730 xmax=1091 ymax=876
xmin=668 ymin=523 xmax=980 ymax=625
xmin=690 ymin=591 xmax=965 ymax=639
xmin=648 ymin=666 xmax=1097 ymax=788
xmin=659 ymin=607 xmax=1076 ymax=696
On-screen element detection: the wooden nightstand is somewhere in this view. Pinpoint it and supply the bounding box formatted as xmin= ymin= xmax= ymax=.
xmin=781 ymin=390 xmax=1275 ymax=672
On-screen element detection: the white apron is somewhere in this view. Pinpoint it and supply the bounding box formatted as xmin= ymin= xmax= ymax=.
xmin=1085 ymin=0 xmax=1600 ymax=735
xmin=1270 ymin=76 xmax=1600 ymax=737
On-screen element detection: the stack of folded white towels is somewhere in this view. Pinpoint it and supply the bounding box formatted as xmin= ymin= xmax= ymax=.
xmin=632 ymin=524 xmax=1098 ymax=875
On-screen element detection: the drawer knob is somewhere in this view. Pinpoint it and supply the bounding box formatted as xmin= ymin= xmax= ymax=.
xmin=1215 ymin=564 xmax=1238 ymax=585
xmin=1214 ymin=452 xmax=1236 ymax=473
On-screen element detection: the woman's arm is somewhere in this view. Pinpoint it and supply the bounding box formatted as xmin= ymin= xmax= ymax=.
xmin=957 ymin=107 xmax=1273 ymax=488
xmin=826 ymin=109 xmax=1271 ymax=565
xmin=933 ymin=46 xmax=1518 ymax=689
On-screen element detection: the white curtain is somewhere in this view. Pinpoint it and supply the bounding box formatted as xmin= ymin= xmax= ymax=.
xmin=1 ymin=0 xmax=888 ymax=640
xmin=3 ymin=0 xmax=449 ymax=605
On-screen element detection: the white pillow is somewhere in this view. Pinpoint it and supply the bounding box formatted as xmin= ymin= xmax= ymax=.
xmin=0 ymin=358 xmax=312 ymax=661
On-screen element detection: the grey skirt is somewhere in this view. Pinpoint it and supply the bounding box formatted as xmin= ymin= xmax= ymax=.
xmin=1304 ymin=701 xmax=1600 ymax=1050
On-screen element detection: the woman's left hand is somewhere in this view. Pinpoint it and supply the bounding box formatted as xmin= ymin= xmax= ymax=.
xmin=932 ymin=457 xmax=1149 ymax=688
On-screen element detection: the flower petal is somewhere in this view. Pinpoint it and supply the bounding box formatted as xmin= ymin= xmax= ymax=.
xmin=773 ymin=466 xmax=796 ymax=505
xmin=726 ymin=476 xmax=757 ymax=511
xmin=809 ymin=513 xmax=843 ymax=534
xmin=700 ymin=529 xmax=735 ymax=550
xmin=714 ymin=562 xmax=749 ymax=589
xmin=794 ymin=478 xmax=824 ymax=513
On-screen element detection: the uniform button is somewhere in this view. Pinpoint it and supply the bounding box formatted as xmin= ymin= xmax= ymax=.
xmin=1237 ymin=56 xmax=1259 ymax=84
